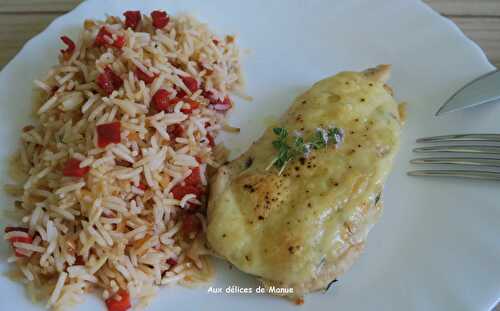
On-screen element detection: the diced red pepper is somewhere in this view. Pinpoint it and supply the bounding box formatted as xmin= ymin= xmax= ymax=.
xmin=181 ymin=98 xmax=200 ymax=114
xmin=63 ymin=158 xmax=90 ymax=177
xmin=97 ymin=67 xmax=123 ymax=95
xmin=152 ymin=89 xmax=171 ymax=111
xmin=123 ymin=10 xmax=141 ymax=30
xmin=167 ymin=124 xmax=184 ymax=139
xmin=166 ymin=258 xmax=177 ymax=267
xmin=4 ymin=226 xmax=29 ymax=233
xmin=9 ymin=236 xmax=33 ymax=244
xmin=171 ymin=184 xmax=203 ymax=200
xmin=97 ymin=73 xmax=114 ymax=95
xmin=105 ymin=289 xmax=131 ymax=311
xmin=203 ymin=89 xmax=232 ymax=111
xmin=135 ymin=68 xmax=156 ymax=84
xmin=9 ymin=235 xmax=33 ymax=257
xmin=206 ymin=133 xmax=215 ymax=147
xmin=14 ymin=249 xmax=27 ymax=257
xmin=181 ymin=214 xmax=201 ymax=236
xmin=180 ymin=76 xmax=198 ymax=93
xmin=94 ymin=27 xmax=125 ymax=48
xmin=184 ymin=167 xmax=201 ymax=186
xmin=97 ymin=122 xmax=121 ymax=148
xmin=151 ymin=10 xmax=169 ymax=29
xmin=176 ymin=88 xmax=186 ymax=99
xmin=60 ymin=36 xmax=76 ymax=59
xmin=75 ymin=255 xmax=85 ymax=266
xmin=202 ymin=90 xmax=216 ymax=102
xmin=106 ymin=67 xmax=124 ymax=89
xmin=113 ymin=35 xmax=126 ymax=49
xmin=211 ymin=96 xmax=232 ymax=111
xmin=137 ymin=183 xmax=147 ymax=191
xmin=95 ymin=26 xmax=113 ymax=47
xmin=163 ymin=97 xmax=182 ymax=111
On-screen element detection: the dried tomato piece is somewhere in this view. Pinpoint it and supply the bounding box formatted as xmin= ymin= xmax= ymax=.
xmin=63 ymin=158 xmax=90 ymax=177
xmin=167 ymin=124 xmax=184 ymax=139
xmin=184 ymin=167 xmax=201 ymax=186
xmin=95 ymin=26 xmax=113 ymax=47
xmin=152 ymin=89 xmax=171 ymax=111
xmin=97 ymin=67 xmax=123 ymax=95
xmin=151 ymin=10 xmax=169 ymax=29
xmin=105 ymin=289 xmax=131 ymax=311
xmin=181 ymin=213 xmax=201 ymax=236
xmin=96 ymin=121 xmax=121 ymax=148
xmin=135 ymin=67 xmax=157 ymax=84
xmin=60 ymin=36 xmax=76 ymax=59
xmin=123 ymin=10 xmax=141 ymax=30
xmin=181 ymin=98 xmax=200 ymax=114
xmin=180 ymin=75 xmax=198 ymax=93
xmin=113 ymin=35 xmax=126 ymax=49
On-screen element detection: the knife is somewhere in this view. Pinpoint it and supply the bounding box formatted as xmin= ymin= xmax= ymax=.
xmin=436 ymin=69 xmax=500 ymax=116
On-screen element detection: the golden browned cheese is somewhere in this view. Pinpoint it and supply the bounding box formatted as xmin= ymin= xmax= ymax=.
xmin=207 ymin=65 xmax=403 ymax=297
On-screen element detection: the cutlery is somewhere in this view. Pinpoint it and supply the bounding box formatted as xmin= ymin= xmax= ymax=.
xmin=408 ymin=133 xmax=500 ymax=180
xmin=436 ymin=69 xmax=500 ymax=116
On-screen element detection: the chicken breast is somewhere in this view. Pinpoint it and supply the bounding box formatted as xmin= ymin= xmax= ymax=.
xmin=207 ymin=65 xmax=404 ymax=299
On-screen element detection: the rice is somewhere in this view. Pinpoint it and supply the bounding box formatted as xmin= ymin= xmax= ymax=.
xmin=3 ymin=9 xmax=243 ymax=310
xmin=48 ymin=272 xmax=68 ymax=307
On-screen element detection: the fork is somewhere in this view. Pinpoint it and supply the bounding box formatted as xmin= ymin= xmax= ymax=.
xmin=408 ymin=134 xmax=500 ymax=180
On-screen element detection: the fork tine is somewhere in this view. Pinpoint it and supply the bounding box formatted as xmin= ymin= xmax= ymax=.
xmin=413 ymin=145 xmax=500 ymax=154
xmin=417 ymin=134 xmax=500 ymax=143
xmin=407 ymin=170 xmax=500 ymax=180
xmin=410 ymin=157 xmax=500 ymax=167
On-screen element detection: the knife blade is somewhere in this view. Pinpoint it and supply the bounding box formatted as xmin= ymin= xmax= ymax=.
xmin=436 ymin=69 xmax=500 ymax=116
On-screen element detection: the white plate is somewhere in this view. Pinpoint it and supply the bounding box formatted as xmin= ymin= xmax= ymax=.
xmin=0 ymin=0 xmax=498 ymax=310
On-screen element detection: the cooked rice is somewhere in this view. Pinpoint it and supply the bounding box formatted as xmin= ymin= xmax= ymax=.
xmin=3 ymin=10 xmax=243 ymax=310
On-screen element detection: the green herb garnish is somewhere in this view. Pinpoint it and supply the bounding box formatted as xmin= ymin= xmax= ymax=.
xmin=267 ymin=126 xmax=343 ymax=174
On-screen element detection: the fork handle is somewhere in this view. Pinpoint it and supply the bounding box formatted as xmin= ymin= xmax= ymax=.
xmin=408 ymin=170 xmax=500 ymax=181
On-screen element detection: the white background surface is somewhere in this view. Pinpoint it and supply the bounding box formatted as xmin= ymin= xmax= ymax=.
xmin=0 ymin=0 xmax=498 ymax=310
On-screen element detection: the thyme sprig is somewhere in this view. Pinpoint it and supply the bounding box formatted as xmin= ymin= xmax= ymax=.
xmin=267 ymin=126 xmax=343 ymax=174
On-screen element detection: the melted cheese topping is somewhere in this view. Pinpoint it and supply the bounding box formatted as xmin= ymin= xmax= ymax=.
xmin=207 ymin=67 xmax=403 ymax=294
